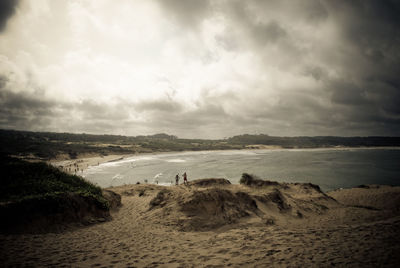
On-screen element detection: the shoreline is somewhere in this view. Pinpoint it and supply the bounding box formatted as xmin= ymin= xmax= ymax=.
xmin=49 ymin=146 xmax=400 ymax=174
xmin=49 ymin=146 xmax=400 ymax=175
xmin=49 ymin=154 xmax=137 ymax=174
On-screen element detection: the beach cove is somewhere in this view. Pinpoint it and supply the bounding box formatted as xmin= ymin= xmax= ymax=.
xmin=58 ymin=148 xmax=400 ymax=192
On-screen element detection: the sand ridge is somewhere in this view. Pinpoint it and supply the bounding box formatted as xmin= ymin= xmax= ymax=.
xmin=1 ymin=181 xmax=400 ymax=267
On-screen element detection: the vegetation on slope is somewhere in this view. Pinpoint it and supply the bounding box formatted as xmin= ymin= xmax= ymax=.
xmin=0 ymin=156 xmax=113 ymax=232
xmin=0 ymin=129 xmax=241 ymax=160
xmin=1 ymin=155 xmax=106 ymax=205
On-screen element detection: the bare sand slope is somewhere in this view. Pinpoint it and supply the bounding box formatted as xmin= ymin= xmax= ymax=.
xmin=1 ymin=180 xmax=400 ymax=267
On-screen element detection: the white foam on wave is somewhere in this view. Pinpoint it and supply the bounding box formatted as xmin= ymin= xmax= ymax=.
xmin=154 ymin=173 xmax=163 ymax=179
xmin=166 ymin=159 xmax=186 ymax=163
xmin=112 ymin=173 xmax=123 ymax=180
xmin=100 ymin=156 xmax=158 ymax=168
xmin=218 ymin=150 xmax=256 ymax=156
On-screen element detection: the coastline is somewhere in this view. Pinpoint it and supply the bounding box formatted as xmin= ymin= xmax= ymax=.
xmin=49 ymin=146 xmax=400 ymax=175
xmin=49 ymin=154 xmax=137 ymax=174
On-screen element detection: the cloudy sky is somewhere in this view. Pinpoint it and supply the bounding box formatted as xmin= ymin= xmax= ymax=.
xmin=0 ymin=0 xmax=399 ymax=138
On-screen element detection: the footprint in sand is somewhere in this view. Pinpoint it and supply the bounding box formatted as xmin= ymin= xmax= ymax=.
xmin=197 ymin=255 xmax=212 ymax=261
xmin=230 ymin=251 xmax=240 ymax=257
xmin=216 ymin=248 xmax=230 ymax=254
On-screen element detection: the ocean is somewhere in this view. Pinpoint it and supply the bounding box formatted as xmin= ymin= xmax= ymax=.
xmin=82 ymin=148 xmax=400 ymax=192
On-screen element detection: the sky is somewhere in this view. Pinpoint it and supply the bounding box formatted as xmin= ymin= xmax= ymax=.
xmin=0 ymin=0 xmax=399 ymax=139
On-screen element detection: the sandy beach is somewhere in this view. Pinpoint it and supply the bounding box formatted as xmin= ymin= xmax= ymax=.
xmin=1 ymin=179 xmax=399 ymax=267
xmin=49 ymin=154 xmax=136 ymax=175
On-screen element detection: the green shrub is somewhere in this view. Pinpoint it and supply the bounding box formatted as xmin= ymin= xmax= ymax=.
xmin=239 ymin=173 xmax=255 ymax=185
xmin=0 ymin=156 xmax=105 ymax=207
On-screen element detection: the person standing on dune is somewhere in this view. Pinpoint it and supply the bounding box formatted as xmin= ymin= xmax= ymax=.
xmin=183 ymin=172 xmax=188 ymax=185
xmin=175 ymin=174 xmax=180 ymax=185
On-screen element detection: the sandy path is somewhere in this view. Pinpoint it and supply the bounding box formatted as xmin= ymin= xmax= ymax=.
xmin=1 ymin=185 xmax=400 ymax=267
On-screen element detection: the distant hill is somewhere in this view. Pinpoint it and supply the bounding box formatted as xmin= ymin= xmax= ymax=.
xmin=0 ymin=129 xmax=240 ymax=159
xmin=0 ymin=129 xmax=399 ymax=160
xmin=227 ymin=134 xmax=400 ymax=148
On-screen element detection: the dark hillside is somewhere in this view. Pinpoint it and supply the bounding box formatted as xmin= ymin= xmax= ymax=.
xmin=227 ymin=134 xmax=400 ymax=148
xmin=0 ymin=129 xmax=239 ymax=159
xmin=0 ymin=156 xmax=120 ymax=233
xmin=1 ymin=129 xmax=399 ymax=160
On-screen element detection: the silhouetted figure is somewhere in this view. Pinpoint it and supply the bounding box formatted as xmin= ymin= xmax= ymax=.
xmin=183 ymin=172 xmax=188 ymax=185
xmin=175 ymin=174 xmax=180 ymax=185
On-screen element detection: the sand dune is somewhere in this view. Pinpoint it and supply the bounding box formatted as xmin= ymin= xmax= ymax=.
xmin=1 ymin=179 xmax=400 ymax=267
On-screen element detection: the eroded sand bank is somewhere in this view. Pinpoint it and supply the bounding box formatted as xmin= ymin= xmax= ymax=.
xmin=1 ymin=180 xmax=399 ymax=267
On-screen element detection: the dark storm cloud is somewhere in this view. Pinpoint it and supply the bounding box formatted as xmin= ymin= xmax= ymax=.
xmin=75 ymin=99 xmax=131 ymax=121
xmin=135 ymin=99 xmax=227 ymax=127
xmin=317 ymin=0 xmax=400 ymax=135
xmin=134 ymin=99 xmax=183 ymax=113
xmin=249 ymin=0 xmax=329 ymax=23
xmin=300 ymin=0 xmax=329 ymax=23
xmin=380 ymin=88 xmax=400 ymax=116
xmin=156 ymin=0 xmax=288 ymax=46
xmin=329 ymin=81 xmax=370 ymax=107
xmin=216 ymin=1 xmax=289 ymax=50
xmin=0 ymin=74 xmax=132 ymax=133
xmin=328 ymin=0 xmax=400 ymax=70
xmin=0 ymin=0 xmax=19 ymax=32
xmin=236 ymin=3 xmax=287 ymax=42
xmin=249 ymin=0 xmax=400 ymax=136
xmin=125 ymin=91 xmax=235 ymax=137
xmin=0 ymin=78 xmax=58 ymax=130
xmin=140 ymin=103 xmax=230 ymax=138
xmin=156 ymin=0 xmax=212 ymax=29
xmin=253 ymin=20 xmax=287 ymax=45
xmin=180 ymin=103 xmax=228 ymax=125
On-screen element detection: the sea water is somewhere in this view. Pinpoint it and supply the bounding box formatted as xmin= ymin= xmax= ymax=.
xmin=82 ymin=148 xmax=400 ymax=192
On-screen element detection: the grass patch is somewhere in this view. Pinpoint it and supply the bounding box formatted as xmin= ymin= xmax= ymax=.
xmin=0 ymin=155 xmax=108 ymax=208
